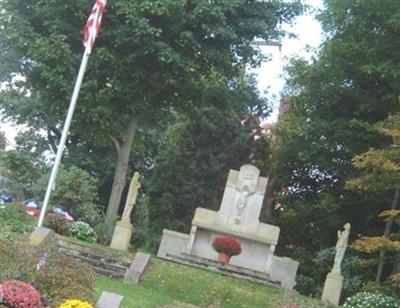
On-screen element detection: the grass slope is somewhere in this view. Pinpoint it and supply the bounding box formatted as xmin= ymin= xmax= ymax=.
xmin=96 ymin=258 xmax=331 ymax=308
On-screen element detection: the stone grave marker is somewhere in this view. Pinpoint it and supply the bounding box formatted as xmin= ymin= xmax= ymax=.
xmin=124 ymin=252 xmax=151 ymax=284
xmin=96 ymin=291 xmax=124 ymax=308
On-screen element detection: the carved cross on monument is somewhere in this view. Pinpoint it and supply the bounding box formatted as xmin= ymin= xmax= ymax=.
xmin=233 ymin=165 xmax=259 ymax=225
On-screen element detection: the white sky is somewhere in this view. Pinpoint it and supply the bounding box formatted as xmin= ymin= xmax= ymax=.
xmin=0 ymin=0 xmax=324 ymax=148
xmin=252 ymin=0 xmax=324 ymax=121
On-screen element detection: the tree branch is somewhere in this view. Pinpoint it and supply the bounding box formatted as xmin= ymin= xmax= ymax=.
xmin=110 ymin=135 xmax=121 ymax=155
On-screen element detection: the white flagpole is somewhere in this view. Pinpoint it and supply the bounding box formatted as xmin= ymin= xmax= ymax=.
xmin=37 ymin=49 xmax=90 ymax=227
xmin=37 ymin=4 xmax=102 ymax=227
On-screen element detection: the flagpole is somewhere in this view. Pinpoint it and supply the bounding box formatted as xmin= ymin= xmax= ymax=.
xmin=37 ymin=0 xmax=106 ymax=228
xmin=37 ymin=48 xmax=90 ymax=227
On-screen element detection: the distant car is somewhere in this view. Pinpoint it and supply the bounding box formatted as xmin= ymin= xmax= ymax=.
xmin=23 ymin=199 xmax=74 ymax=222
xmin=53 ymin=205 xmax=74 ymax=222
xmin=1 ymin=193 xmax=14 ymax=203
xmin=24 ymin=198 xmax=41 ymax=208
xmin=0 ymin=193 xmax=14 ymax=210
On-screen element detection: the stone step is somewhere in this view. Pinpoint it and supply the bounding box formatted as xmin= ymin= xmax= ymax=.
xmin=55 ymin=238 xmax=132 ymax=265
xmin=182 ymin=253 xmax=271 ymax=280
xmin=53 ymin=236 xmax=133 ymax=279
xmin=165 ymin=253 xmax=279 ymax=287
xmin=57 ymin=245 xmax=130 ymax=269
xmin=91 ymin=265 xmax=126 ymax=279
xmin=58 ymin=247 xmax=129 ymax=273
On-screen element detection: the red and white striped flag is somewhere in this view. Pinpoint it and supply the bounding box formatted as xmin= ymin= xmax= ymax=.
xmin=82 ymin=0 xmax=107 ymax=54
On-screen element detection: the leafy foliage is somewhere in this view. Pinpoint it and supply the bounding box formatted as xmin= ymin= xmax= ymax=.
xmin=270 ymin=0 xmax=400 ymax=297
xmin=68 ymin=221 xmax=97 ymax=243
xmin=0 ymin=0 xmax=303 ymax=232
xmin=347 ymin=114 xmax=400 ymax=288
xmin=0 ymin=204 xmax=35 ymax=234
xmin=34 ymin=166 xmax=103 ymax=227
xmin=43 ymin=213 xmax=71 ymax=236
xmin=353 ymin=236 xmax=400 ymax=254
xmin=343 ymin=292 xmax=399 ymax=308
xmin=0 ymin=148 xmax=46 ymax=200
xmin=142 ymin=83 xmax=270 ymax=249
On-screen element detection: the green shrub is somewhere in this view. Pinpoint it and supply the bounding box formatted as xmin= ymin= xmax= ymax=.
xmin=93 ymin=222 xmax=111 ymax=244
xmin=343 ymin=291 xmax=399 ymax=308
xmin=0 ymin=238 xmax=95 ymax=307
xmin=362 ymin=281 xmax=399 ymax=298
xmin=44 ymin=213 xmax=70 ymax=235
xmin=68 ymin=221 xmax=97 ymax=243
xmin=72 ymin=202 xmax=104 ymax=228
xmin=33 ymin=166 xmax=104 ymax=227
xmin=0 ymin=239 xmax=36 ymax=283
xmin=295 ymin=275 xmax=318 ymax=297
xmin=0 ymin=204 xmax=35 ymax=233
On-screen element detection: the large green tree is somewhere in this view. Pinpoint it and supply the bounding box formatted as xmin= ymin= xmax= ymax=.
xmin=270 ymin=0 xmax=400 ymax=295
xmin=142 ymin=80 xmax=270 ymax=249
xmin=0 ymin=130 xmax=47 ymax=199
xmin=0 ymin=0 xmax=302 ymax=235
xmin=348 ymin=113 xmax=400 ymax=288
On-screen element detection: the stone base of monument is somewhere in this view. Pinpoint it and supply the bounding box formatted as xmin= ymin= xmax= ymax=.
xmin=321 ymin=271 xmax=343 ymax=305
xmin=110 ymin=220 xmax=133 ymax=251
xmin=166 ymin=251 xmax=280 ymax=286
xmin=158 ymin=229 xmax=298 ymax=289
xmin=29 ymin=227 xmax=55 ymax=247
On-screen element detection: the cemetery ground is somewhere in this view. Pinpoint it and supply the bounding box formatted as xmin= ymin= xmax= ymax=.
xmin=0 ymin=203 xmax=332 ymax=308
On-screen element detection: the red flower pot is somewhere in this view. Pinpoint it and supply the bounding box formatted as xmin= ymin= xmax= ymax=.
xmin=218 ymin=252 xmax=231 ymax=264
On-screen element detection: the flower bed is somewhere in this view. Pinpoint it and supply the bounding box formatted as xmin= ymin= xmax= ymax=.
xmin=0 ymin=280 xmax=42 ymax=308
xmin=343 ymin=291 xmax=399 ymax=308
xmin=58 ymin=299 xmax=93 ymax=308
xmin=0 ymin=238 xmax=95 ymax=307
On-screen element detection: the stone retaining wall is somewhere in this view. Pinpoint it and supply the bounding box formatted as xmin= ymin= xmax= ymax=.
xmin=54 ymin=235 xmax=133 ymax=279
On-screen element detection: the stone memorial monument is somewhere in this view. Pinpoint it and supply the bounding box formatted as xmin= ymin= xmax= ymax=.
xmin=321 ymin=223 xmax=351 ymax=305
xmin=158 ymin=164 xmax=299 ymax=289
xmin=110 ymin=172 xmax=140 ymax=251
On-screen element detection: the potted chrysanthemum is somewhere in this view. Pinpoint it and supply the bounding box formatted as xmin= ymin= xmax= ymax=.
xmin=212 ymin=236 xmax=242 ymax=264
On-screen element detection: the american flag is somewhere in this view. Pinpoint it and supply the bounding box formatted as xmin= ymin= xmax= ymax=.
xmin=82 ymin=0 xmax=107 ymax=53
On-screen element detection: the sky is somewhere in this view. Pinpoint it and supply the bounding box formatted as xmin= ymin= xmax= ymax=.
xmin=0 ymin=0 xmax=324 ymax=148
xmin=252 ymin=0 xmax=324 ymax=120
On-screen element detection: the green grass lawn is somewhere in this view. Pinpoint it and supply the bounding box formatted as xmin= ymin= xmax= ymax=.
xmin=96 ymin=258 xmax=331 ymax=308
xmin=0 ymin=207 xmax=330 ymax=307
xmin=95 ymin=259 xmax=281 ymax=308
xmin=96 ymin=275 xmax=169 ymax=307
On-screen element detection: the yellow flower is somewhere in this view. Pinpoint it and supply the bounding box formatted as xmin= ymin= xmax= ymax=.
xmin=58 ymin=299 xmax=93 ymax=308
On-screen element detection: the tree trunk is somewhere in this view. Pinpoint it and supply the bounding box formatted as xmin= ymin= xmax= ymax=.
xmin=376 ymin=189 xmax=400 ymax=283
xmin=263 ymin=170 xmax=276 ymax=221
xmin=105 ymin=114 xmax=138 ymax=238
xmin=262 ymin=96 xmax=292 ymax=221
